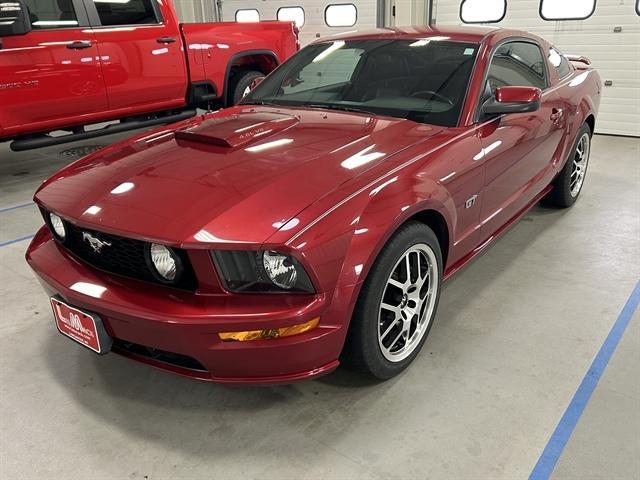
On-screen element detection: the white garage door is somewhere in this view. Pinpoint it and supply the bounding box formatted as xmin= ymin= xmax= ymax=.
xmin=432 ymin=0 xmax=640 ymax=137
xmin=220 ymin=0 xmax=379 ymax=46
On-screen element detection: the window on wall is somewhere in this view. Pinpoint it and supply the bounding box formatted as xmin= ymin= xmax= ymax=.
xmin=487 ymin=41 xmax=548 ymax=91
xmin=25 ymin=0 xmax=79 ymax=29
xmin=540 ymin=0 xmax=596 ymax=20
xmin=93 ymin=0 xmax=161 ymax=26
xmin=548 ymin=47 xmax=571 ymax=78
xmin=277 ymin=7 xmax=305 ymax=28
xmin=460 ymin=0 xmax=506 ymax=23
xmin=325 ymin=4 xmax=357 ymax=27
xmin=235 ymin=9 xmax=259 ymax=22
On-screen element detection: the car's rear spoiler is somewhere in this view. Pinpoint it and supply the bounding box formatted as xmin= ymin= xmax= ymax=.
xmin=566 ymin=54 xmax=591 ymax=65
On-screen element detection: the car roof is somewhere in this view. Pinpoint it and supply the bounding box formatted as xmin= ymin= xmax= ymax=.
xmin=316 ymin=25 xmax=528 ymax=45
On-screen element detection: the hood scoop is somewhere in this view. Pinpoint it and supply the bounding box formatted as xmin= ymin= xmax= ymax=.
xmin=175 ymin=111 xmax=299 ymax=148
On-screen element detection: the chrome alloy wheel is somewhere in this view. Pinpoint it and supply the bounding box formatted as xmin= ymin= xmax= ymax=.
xmin=570 ymin=132 xmax=590 ymax=197
xmin=377 ymin=243 xmax=439 ymax=362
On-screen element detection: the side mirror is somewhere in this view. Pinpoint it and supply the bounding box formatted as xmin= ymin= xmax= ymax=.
xmin=481 ymin=86 xmax=541 ymax=117
xmin=0 ymin=1 xmax=31 ymax=37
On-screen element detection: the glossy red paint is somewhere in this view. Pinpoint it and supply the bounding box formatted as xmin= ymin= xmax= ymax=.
xmin=495 ymin=86 xmax=542 ymax=104
xmin=26 ymin=26 xmax=601 ymax=384
xmin=0 ymin=0 xmax=297 ymax=140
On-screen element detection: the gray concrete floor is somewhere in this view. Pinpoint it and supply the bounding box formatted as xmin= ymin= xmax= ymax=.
xmin=0 ymin=133 xmax=638 ymax=480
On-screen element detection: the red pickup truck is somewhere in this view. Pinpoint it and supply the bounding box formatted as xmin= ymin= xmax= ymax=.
xmin=0 ymin=0 xmax=298 ymax=151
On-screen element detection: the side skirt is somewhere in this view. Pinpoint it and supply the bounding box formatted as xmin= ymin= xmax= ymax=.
xmin=443 ymin=185 xmax=553 ymax=281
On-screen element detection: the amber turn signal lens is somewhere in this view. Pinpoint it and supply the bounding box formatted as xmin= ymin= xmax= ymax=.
xmin=219 ymin=317 xmax=320 ymax=342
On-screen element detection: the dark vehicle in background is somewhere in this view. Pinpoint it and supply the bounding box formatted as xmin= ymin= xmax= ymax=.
xmin=0 ymin=0 xmax=298 ymax=151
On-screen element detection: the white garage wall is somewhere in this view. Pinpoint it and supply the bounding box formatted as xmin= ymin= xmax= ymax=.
xmin=432 ymin=0 xmax=640 ymax=137
xmin=219 ymin=0 xmax=379 ymax=45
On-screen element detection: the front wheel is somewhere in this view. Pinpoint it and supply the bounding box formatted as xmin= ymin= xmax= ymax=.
xmin=544 ymin=123 xmax=592 ymax=208
xmin=342 ymin=222 xmax=443 ymax=380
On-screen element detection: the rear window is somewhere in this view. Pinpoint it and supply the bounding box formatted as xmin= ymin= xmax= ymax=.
xmin=92 ymin=0 xmax=161 ymax=26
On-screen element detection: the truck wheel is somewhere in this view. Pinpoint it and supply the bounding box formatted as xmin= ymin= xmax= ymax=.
xmin=229 ymin=70 xmax=264 ymax=105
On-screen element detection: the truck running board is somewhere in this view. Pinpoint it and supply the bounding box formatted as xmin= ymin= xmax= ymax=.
xmin=10 ymin=109 xmax=197 ymax=152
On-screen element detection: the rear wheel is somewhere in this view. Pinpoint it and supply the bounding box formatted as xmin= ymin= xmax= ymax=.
xmin=342 ymin=222 xmax=443 ymax=380
xmin=544 ymin=123 xmax=592 ymax=208
xmin=228 ymin=69 xmax=264 ymax=106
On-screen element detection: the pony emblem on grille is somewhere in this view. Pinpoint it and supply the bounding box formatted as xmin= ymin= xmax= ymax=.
xmin=82 ymin=232 xmax=112 ymax=253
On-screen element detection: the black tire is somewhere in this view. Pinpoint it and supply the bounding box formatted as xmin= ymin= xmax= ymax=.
xmin=543 ymin=122 xmax=592 ymax=208
xmin=228 ymin=69 xmax=264 ymax=106
xmin=342 ymin=221 xmax=443 ymax=380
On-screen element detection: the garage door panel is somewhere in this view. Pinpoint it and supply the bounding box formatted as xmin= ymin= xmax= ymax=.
xmin=433 ymin=0 xmax=640 ymax=137
xmin=221 ymin=0 xmax=377 ymax=46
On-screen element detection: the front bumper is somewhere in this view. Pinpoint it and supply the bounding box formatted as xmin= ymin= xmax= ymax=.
xmin=26 ymin=227 xmax=351 ymax=385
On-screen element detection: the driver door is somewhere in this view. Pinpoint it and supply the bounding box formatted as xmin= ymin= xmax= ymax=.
xmin=477 ymin=40 xmax=565 ymax=240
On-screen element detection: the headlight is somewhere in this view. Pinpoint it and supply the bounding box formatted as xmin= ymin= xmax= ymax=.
xmin=212 ymin=250 xmax=315 ymax=293
xmin=49 ymin=213 xmax=66 ymax=240
xmin=262 ymin=250 xmax=297 ymax=289
xmin=148 ymin=243 xmax=180 ymax=282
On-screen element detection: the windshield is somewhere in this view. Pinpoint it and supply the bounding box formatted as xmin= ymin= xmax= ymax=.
xmin=242 ymin=38 xmax=479 ymax=127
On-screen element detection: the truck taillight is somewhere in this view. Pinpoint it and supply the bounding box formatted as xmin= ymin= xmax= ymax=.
xmin=293 ymin=24 xmax=300 ymax=50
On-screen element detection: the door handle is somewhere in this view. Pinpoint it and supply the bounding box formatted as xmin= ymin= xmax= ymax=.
xmin=550 ymin=108 xmax=564 ymax=122
xmin=66 ymin=40 xmax=92 ymax=50
xmin=157 ymin=37 xmax=176 ymax=44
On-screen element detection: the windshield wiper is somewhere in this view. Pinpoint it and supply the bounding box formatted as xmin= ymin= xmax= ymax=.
xmin=307 ymin=104 xmax=375 ymax=115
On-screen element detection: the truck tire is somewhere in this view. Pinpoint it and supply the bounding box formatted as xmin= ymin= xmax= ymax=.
xmin=228 ymin=70 xmax=264 ymax=106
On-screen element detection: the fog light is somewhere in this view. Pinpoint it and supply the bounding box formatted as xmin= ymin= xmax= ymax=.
xmin=218 ymin=317 xmax=320 ymax=342
xmin=49 ymin=213 xmax=66 ymax=240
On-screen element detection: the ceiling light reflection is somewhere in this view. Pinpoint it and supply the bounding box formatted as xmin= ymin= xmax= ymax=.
xmin=245 ymin=138 xmax=293 ymax=152
xmin=110 ymin=182 xmax=134 ymax=194
xmin=341 ymin=145 xmax=385 ymax=169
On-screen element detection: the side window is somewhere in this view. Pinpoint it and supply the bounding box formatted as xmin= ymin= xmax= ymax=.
xmin=549 ymin=47 xmax=571 ymax=79
xmin=282 ymin=43 xmax=363 ymax=94
xmin=277 ymin=7 xmax=305 ymax=28
xmin=487 ymin=41 xmax=548 ymax=92
xmin=325 ymin=4 xmax=357 ymax=27
xmin=25 ymin=0 xmax=79 ymax=29
xmin=92 ymin=0 xmax=161 ymax=26
xmin=236 ymin=9 xmax=259 ymax=22
xmin=540 ymin=0 xmax=596 ymax=20
xmin=460 ymin=0 xmax=506 ymax=23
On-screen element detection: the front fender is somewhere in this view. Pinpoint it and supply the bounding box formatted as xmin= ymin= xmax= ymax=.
xmin=335 ymin=176 xmax=453 ymax=288
xmin=266 ymin=165 xmax=454 ymax=296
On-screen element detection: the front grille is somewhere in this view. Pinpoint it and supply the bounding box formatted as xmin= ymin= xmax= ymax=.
xmin=51 ymin=217 xmax=197 ymax=291
xmin=112 ymin=338 xmax=208 ymax=372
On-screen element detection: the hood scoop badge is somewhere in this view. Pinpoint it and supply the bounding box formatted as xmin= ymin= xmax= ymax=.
xmin=175 ymin=112 xmax=298 ymax=149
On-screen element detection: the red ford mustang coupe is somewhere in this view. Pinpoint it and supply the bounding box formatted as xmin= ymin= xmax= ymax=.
xmin=27 ymin=26 xmax=600 ymax=384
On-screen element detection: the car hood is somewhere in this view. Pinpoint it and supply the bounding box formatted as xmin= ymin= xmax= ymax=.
xmin=35 ymin=106 xmax=443 ymax=246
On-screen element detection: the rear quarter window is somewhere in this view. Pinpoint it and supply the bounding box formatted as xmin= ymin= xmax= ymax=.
xmin=549 ymin=47 xmax=572 ymax=79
